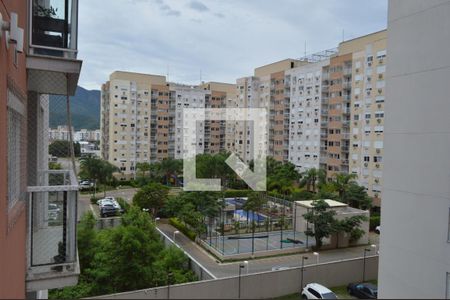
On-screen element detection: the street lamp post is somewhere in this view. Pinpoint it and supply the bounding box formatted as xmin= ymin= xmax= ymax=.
xmin=238 ymin=263 xmax=245 ymax=299
xmin=301 ymin=256 xmax=308 ymax=290
xmin=244 ymin=260 xmax=249 ymax=275
xmin=313 ymin=252 xmax=319 ymax=280
xmin=155 ymin=217 xmax=160 ymax=225
xmin=173 ymin=230 xmax=180 ymax=242
xmin=371 ymin=243 xmax=378 ymax=254
xmin=362 ymin=248 xmax=371 ymax=282
xmin=167 ymin=271 xmax=173 ymax=299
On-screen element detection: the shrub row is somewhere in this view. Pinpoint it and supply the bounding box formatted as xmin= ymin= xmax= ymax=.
xmin=169 ymin=217 xmax=197 ymax=241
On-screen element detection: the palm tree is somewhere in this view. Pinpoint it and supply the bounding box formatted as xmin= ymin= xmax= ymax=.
xmin=79 ymin=156 xmax=102 ymax=198
xmin=159 ymin=158 xmax=182 ymax=186
xmin=332 ymin=173 xmax=358 ymax=203
xmin=136 ymin=162 xmax=151 ymax=178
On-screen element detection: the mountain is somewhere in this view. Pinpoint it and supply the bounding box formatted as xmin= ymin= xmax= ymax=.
xmin=49 ymin=86 xmax=101 ymax=130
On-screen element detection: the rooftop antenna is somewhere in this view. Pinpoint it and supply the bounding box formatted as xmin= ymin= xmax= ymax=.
xmin=342 ymin=29 xmax=345 ymax=42
xmin=200 ymin=69 xmax=202 ymax=84
xmin=304 ymin=40 xmax=307 ymax=58
xmin=166 ymin=64 xmax=170 ymax=82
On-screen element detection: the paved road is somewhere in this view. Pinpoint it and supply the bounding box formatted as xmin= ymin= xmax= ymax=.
xmin=77 ymin=188 xmax=138 ymax=220
xmin=158 ymin=222 xmax=379 ymax=279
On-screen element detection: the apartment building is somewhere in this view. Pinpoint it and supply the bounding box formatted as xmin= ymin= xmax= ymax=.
xmin=171 ymin=83 xmax=208 ymax=159
xmin=325 ymin=53 xmax=353 ymax=180
xmin=49 ymin=126 xmax=100 ymax=142
xmin=101 ymin=72 xmax=235 ymax=179
xmin=74 ymin=128 xmax=101 ymax=142
xmin=201 ymin=82 xmax=236 ymax=155
xmin=340 ymin=30 xmax=387 ymax=205
xmin=0 ymin=0 xmax=82 ymax=297
xmin=379 ymin=0 xmax=450 ymax=298
xmin=287 ymin=58 xmax=331 ymax=172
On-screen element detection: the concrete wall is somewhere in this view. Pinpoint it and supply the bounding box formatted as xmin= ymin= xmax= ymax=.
xmin=379 ymin=0 xmax=450 ymax=298
xmin=91 ymin=256 xmax=378 ymax=299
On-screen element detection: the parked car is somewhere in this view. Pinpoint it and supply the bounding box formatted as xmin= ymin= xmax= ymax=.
xmin=48 ymin=203 xmax=61 ymax=221
xmin=347 ymin=282 xmax=378 ymax=299
xmin=100 ymin=203 xmax=118 ymax=218
xmin=375 ymin=225 xmax=380 ymax=234
xmin=79 ymin=180 xmax=94 ymax=190
xmin=301 ymin=283 xmax=337 ymax=299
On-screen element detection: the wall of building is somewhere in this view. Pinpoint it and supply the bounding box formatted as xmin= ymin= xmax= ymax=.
xmin=287 ymin=60 xmax=329 ymax=172
xmin=0 ymin=1 xmax=28 ymax=298
xmin=92 ymin=256 xmax=378 ymax=299
xmin=379 ymin=0 xmax=450 ymax=298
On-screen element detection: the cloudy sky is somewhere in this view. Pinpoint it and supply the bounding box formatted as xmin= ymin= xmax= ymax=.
xmin=78 ymin=0 xmax=387 ymax=90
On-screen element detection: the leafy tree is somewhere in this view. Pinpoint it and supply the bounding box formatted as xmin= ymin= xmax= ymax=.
xmin=49 ymin=161 xmax=62 ymax=170
xmin=77 ymin=212 xmax=97 ymax=270
xmin=243 ymin=192 xmax=267 ymax=253
xmin=132 ymin=182 xmax=169 ymax=217
xmin=152 ymin=247 xmax=197 ymax=286
xmin=49 ymin=140 xmax=81 ymax=157
xmin=303 ymin=199 xmax=336 ymax=250
xmin=79 ymin=156 xmax=119 ymax=197
xmin=334 ymin=215 xmax=368 ymax=244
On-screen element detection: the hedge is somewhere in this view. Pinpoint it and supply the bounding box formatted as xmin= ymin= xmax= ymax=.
xmin=169 ymin=218 xmax=197 ymax=241
xmin=222 ymin=190 xmax=251 ymax=198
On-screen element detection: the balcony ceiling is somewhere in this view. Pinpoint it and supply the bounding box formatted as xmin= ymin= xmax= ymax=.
xmin=26 ymin=54 xmax=82 ymax=96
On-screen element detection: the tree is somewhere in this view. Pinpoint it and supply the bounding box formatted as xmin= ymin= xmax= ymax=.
xmin=77 ymin=212 xmax=98 ymax=270
xmin=334 ymin=215 xmax=368 ymax=245
xmin=136 ymin=162 xmax=151 ymax=181
xmin=332 ymin=173 xmax=358 ymax=203
xmin=79 ymin=156 xmax=118 ymax=198
xmin=300 ymin=168 xmax=327 ymax=193
xmin=152 ymin=247 xmax=197 ymax=286
xmin=303 ymin=199 xmax=336 ymax=250
xmin=49 ymin=140 xmax=81 ymax=157
xmin=159 ymin=158 xmax=183 ymax=186
xmin=132 ymin=182 xmax=169 ymax=217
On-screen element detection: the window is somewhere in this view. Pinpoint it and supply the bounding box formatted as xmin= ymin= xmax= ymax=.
xmin=7 ymin=90 xmax=25 ymax=209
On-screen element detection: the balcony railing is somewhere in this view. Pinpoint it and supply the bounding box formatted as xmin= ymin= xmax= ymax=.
xmin=29 ymin=0 xmax=78 ymax=59
xmin=26 ymin=169 xmax=79 ymax=291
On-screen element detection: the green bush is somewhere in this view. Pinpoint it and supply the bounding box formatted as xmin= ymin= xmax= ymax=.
xmin=90 ymin=196 xmax=103 ymax=205
xmin=116 ymin=197 xmax=130 ymax=213
xmin=169 ymin=217 xmax=197 ymax=241
xmin=369 ymin=215 xmax=381 ymax=231
xmin=223 ymin=190 xmax=251 ymax=198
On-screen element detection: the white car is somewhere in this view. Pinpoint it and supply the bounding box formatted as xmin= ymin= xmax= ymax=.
xmin=375 ymin=225 xmax=381 ymax=234
xmin=97 ymin=197 xmax=121 ymax=210
xmin=301 ymin=283 xmax=337 ymax=299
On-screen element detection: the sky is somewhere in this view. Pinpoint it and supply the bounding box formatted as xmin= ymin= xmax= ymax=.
xmin=78 ymin=0 xmax=388 ymax=90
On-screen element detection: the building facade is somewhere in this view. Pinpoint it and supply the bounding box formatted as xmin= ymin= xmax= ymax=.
xmin=287 ymin=58 xmax=330 ymax=172
xmin=379 ymin=0 xmax=450 ymax=298
xmin=101 ymin=72 xmax=235 ymax=179
xmin=1 ymin=0 xmax=82 ymax=297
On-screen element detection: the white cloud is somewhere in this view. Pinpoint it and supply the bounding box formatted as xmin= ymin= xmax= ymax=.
xmin=77 ymin=0 xmax=387 ymax=90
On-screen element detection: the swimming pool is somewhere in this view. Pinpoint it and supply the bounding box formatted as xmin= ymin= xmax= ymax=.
xmin=234 ymin=209 xmax=266 ymax=222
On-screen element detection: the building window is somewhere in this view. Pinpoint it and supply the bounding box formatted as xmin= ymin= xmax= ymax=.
xmin=7 ymin=90 xmax=25 ymax=208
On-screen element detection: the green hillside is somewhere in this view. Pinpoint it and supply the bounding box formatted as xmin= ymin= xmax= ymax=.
xmin=49 ymin=86 xmax=101 ymax=130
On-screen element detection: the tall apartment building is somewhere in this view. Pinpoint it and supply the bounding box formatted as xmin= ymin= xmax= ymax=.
xmin=287 ymin=58 xmax=331 ymax=172
xmin=231 ymin=60 xmax=303 ymax=164
xmin=1 ymin=0 xmax=82 ymax=297
xmin=340 ymin=30 xmax=387 ymax=205
xmin=201 ymin=82 xmax=236 ymax=155
xmin=325 ymin=53 xmax=353 ymax=180
xmin=101 ymin=72 xmax=235 ymax=179
xmin=171 ymin=83 xmax=208 ymax=159
xmin=379 ymin=0 xmax=450 ymax=298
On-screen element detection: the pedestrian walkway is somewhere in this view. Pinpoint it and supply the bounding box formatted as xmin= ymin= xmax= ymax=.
xmin=157 ymin=222 xmax=379 ymax=279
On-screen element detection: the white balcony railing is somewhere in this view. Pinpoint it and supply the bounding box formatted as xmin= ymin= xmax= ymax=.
xmin=26 ymin=169 xmax=79 ymax=291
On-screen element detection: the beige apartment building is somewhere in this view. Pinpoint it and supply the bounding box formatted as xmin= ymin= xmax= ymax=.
xmin=340 ymin=30 xmax=387 ymax=205
xmin=101 ymin=71 xmax=235 ymax=179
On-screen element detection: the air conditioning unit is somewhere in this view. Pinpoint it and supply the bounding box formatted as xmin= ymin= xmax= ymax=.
xmin=377 ymin=119 xmax=382 ymax=123
xmin=353 ymin=135 xmax=358 ymax=139
xmin=378 ymin=104 xmax=382 ymax=109
xmin=376 ymin=163 xmax=380 ymax=168
xmin=368 ymin=62 xmax=372 ymax=67
xmin=376 ymin=149 xmax=381 ymax=154
xmin=364 ymin=163 xmax=368 ymax=167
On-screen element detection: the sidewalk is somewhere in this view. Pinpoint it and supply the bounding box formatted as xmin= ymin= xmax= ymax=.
xmin=157 ymin=222 xmax=379 ymax=279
